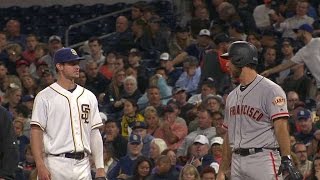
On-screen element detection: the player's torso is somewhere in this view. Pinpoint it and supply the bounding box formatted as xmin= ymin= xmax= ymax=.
xmin=41 ymin=83 xmax=95 ymax=154
xmin=226 ymin=76 xmax=279 ymax=149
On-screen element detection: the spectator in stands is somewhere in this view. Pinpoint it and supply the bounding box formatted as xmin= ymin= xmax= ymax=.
xmin=295 ymin=109 xmax=317 ymax=145
xmin=168 ymin=25 xmax=195 ymax=58
xmin=210 ymin=136 xmax=223 ymax=165
xmin=13 ymin=119 xmax=29 ymax=163
xmin=177 ymin=107 xmax=216 ymax=157
xmin=99 ymin=51 xmax=117 ymax=80
xmin=277 ymin=38 xmax=295 ymax=84
xmin=2 ymin=84 xmax=22 ymax=117
xmin=148 ymin=155 xmax=180 ymax=180
xmin=22 ymin=34 xmax=38 ymax=63
xmin=179 ymin=164 xmax=201 ymax=180
xmin=30 ymin=43 xmax=49 ymax=80
xmin=40 ymin=35 xmax=63 ymax=74
xmin=105 ymin=16 xmax=134 ymax=54
xmin=259 ymin=46 xmax=279 ymax=82
xmin=81 ymin=37 xmax=105 ymax=70
xmin=161 ymin=148 xmax=182 ymax=172
xmin=138 ymin=86 xmax=164 ymax=113
xmin=132 ymin=121 xmax=154 ymax=157
xmin=15 ymin=59 xmax=31 ymax=78
xmin=141 ymin=5 xmax=155 ymax=22
xmin=189 ymin=5 xmax=211 ymax=38
xmin=5 ymin=19 xmax=27 ymax=48
xmin=85 ymin=60 xmax=110 ymax=97
xmin=201 ymin=33 xmax=231 ymax=93
xmin=75 ymin=69 xmax=86 ymax=86
xmin=263 ymin=23 xmax=320 ymax=90
xmin=144 ymin=106 xmax=161 ymax=136
xmin=188 ymin=78 xmax=217 ymax=105
xmin=246 ymin=32 xmax=264 ymax=60
xmin=171 ymin=87 xmax=195 ymax=124
xmin=20 ymin=94 xmax=34 ymax=114
xmin=228 ymin=20 xmax=247 ymax=41
xmin=103 ymin=119 xmax=127 ymax=160
xmin=149 ymin=16 xmax=169 ymax=53
xmin=293 ymin=142 xmax=312 ymax=178
xmin=121 ymin=98 xmax=144 ymax=138
xmin=188 ymin=135 xmax=215 ymax=172
xmin=159 ymin=52 xmax=183 ymax=87
xmin=114 ymin=54 xmax=127 ymax=72
xmin=150 ymin=138 xmax=168 ymax=165
xmin=282 ymin=63 xmax=312 ymax=101
xmin=0 ymin=31 xmax=8 ymax=62
xmin=217 ymin=2 xmax=239 ymax=24
xmin=308 ymin=156 xmax=320 ymax=180
xmin=175 ymin=56 xmax=201 ymax=94
xmin=108 ymin=134 xmax=143 ymax=180
xmin=274 ymin=0 xmax=314 ymax=39
xmin=287 ymin=91 xmax=300 ymax=112
xmin=200 ymin=166 xmax=217 ymax=180
xmin=127 ymin=48 xmax=148 ymax=93
xmin=127 ymin=156 xmax=152 ymax=180
xmin=212 ymin=111 xmax=226 ymax=137
xmin=167 ymin=100 xmax=187 ymax=125
xmin=6 ymin=43 xmax=23 ymax=75
xmin=21 ymin=75 xmax=38 ymax=96
xmin=103 ymin=144 xmax=118 ymax=177
xmin=204 ymin=95 xmax=224 ymax=113
xmin=122 ymin=75 xmax=142 ymax=102
xmin=38 ymin=68 xmax=55 ymax=90
xmin=131 ymin=19 xmax=154 ymax=58
xmin=99 ymin=69 xmax=125 ymax=117
xmin=131 ymin=2 xmax=146 ymax=21
xmin=253 ymin=0 xmax=277 ymax=30
xmin=156 ymin=105 xmax=188 ymax=150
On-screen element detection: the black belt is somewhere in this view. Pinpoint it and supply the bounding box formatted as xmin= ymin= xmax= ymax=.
xmin=51 ymin=152 xmax=86 ymax=160
xmin=233 ymin=148 xmax=269 ymax=156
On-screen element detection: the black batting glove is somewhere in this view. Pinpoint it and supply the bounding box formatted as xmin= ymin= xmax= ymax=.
xmin=278 ymin=156 xmax=303 ymax=180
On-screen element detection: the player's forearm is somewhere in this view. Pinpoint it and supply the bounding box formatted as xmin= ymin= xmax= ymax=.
xmin=90 ymin=128 xmax=104 ymax=169
xmin=274 ymin=118 xmax=291 ymax=156
xmin=30 ymin=126 xmax=46 ymax=167
xmin=219 ymin=133 xmax=232 ymax=173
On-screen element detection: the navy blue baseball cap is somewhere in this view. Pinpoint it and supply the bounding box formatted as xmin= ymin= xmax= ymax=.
xmin=129 ymin=134 xmax=142 ymax=144
xmin=293 ymin=24 xmax=313 ymax=33
xmin=297 ymin=109 xmax=311 ymax=120
xmin=53 ymin=48 xmax=85 ymax=64
xmin=132 ymin=121 xmax=147 ymax=130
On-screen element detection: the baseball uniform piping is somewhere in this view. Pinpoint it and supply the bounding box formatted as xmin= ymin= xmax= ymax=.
xmin=49 ymin=86 xmax=77 ymax=152
xmin=76 ymin=87 xmax=85 ymax=152
xmin=271 ymin=112 xmax=289 ymax=120
xmin=30 ymin=121 xmax=45 ymax=131
xmin=269 ymin=152 xmax=278 ymax=180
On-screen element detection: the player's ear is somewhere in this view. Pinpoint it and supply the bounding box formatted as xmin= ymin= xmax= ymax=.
xmin=56 ymin=63 xmax=63 ymax=71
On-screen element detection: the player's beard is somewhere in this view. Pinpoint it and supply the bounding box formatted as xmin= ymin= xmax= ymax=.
xmin=230 ymin=66 xmax=242 ymax=79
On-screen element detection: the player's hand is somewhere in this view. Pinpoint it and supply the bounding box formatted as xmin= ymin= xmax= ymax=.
xmin=191 ymin=158 xmax=201 ymax=167
xmin=278 ymin=156 xmax=303 ymax=180
xmin=37 ymin=165 xmax=51 ymax=180
xmin=95 ymin=168 xmax=106 ymax=179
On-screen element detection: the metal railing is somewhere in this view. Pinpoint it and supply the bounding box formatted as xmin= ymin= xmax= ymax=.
xmin=65 ymin=7 xmax=131 ymax=47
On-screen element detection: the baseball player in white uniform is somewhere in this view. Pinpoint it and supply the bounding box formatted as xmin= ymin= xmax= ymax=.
xmin=30 ymin=48 xmax=106 ymax=180
xmin=216 ymin=41 xmax=302 ymax=180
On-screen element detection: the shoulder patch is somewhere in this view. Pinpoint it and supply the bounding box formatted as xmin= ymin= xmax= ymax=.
xmin=272 ymin=96 xmax=286 ymax=106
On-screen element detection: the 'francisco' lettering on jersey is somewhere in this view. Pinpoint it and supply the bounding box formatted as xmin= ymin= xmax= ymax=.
xmin=229 ymin=105 xmax=264 ymax=121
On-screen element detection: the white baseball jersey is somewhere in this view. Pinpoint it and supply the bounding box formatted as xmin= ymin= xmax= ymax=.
xmin=31 ymin=82 xmax=103 ymax=155
xmin=224 ymin=75 xmax=289 ymax=149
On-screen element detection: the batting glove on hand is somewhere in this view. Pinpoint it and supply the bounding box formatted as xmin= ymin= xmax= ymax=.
xmin=278 ymin=156 xmax=303 ymax=180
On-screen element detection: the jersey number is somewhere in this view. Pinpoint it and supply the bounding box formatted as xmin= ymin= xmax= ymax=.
xmin=81 ymin=104 xmax=90 ymax=123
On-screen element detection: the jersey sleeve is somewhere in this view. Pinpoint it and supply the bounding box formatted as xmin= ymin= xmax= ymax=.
xmin=290 ymin=48 xmax=304 ymax=64
xmin=30 ymin=94 xmax=47 ymax=131
xmin=90 ymin=93 xmax=103 ymax=130
xmin=265 ymin=85 xmax=289 ymax=121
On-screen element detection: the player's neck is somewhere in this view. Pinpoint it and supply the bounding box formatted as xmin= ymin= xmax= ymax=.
xmin=239 ymin=70 xmax=257 ymax=86
xmin=56 ymin=78 xmax=76 ymax=91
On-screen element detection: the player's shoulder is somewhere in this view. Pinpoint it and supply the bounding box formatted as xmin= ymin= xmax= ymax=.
xmin=78 ymin=85 xmax=96 ymax=97
xmin=259 ymin=75 xmax=282 ymax=89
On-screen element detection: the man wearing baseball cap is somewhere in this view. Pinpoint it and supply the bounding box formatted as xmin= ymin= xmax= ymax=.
xmin=31 ymin=47 xmax=106 ymax=179
xmin=295 ymin=109 xmax=317 ymax=145
xmin=159 ymin=52 xmax=182 ymax=87
xmin=131 ymin=121 xmax=154 ymax=157
xmin=262 ymin=23 xmax=320 ymax=90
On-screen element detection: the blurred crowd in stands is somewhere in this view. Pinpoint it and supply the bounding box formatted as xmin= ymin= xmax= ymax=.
xmin=2 ymin=0 xmax=320 ymax=179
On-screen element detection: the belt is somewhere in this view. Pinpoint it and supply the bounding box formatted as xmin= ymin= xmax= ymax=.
xmin=233 ymin=148 xmax=263 ymax=156
xmin=50 ymin=152 xmax=86 ymax=160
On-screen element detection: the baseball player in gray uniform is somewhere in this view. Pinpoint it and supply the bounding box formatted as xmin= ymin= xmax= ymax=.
xmin=216 ymin=41 xmax=302 ymax=180
xmin=30 ymin=48 xmax=106 ymax=180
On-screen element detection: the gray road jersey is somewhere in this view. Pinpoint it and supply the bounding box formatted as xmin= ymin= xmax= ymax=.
xmin=224 ymin=75 xmax=289 ymax=149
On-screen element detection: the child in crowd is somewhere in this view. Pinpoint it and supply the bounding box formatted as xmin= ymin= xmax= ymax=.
xmin=121 ymin=98 xmax=144 ymax=138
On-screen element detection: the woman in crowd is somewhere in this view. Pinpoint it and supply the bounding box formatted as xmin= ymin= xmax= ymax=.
xmin=122 ymin=75 xmax=142 ymax=102
xmin=150 ymin=138 xmax=168 ymax=166
xmin=21 ymin=75 xmax=38 ymax=96
xmin=203 ymin=95 xmax=224 ymax=113
xmin=161 ymin=149 xmax=183 ymax=171
xmin=179 ymin=164 xmax=201 ymax=180
xmin=2 ymin=83 xmax=22 ymax=117
xmin=127 ymin=156 xmax=152 ymax=180
xmin=6 ymin=43 xmax=23 ymax=75
xmin=99 ymin=51 xmax=117 ymax=80
xmin=144 ymin=106 xmax=161 ymax=136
